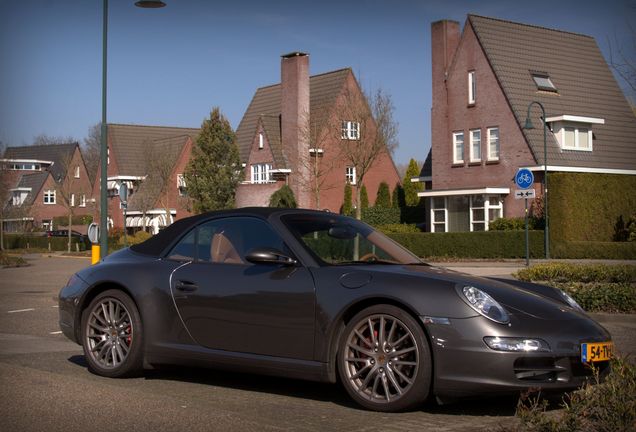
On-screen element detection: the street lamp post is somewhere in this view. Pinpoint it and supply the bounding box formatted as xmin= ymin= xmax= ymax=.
xmin=99 ymin=0 xmax=166 ymax=260
xmin=523 ymin=101 xmax=550 ymax=259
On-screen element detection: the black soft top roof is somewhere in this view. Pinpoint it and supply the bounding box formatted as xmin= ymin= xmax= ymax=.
xmin=129 ymin=207 xmax=328 ymax=257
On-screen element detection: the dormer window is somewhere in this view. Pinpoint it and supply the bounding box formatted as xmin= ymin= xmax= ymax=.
xmin=546 ymin=115 xmax=604 ymax=152
xmin=531 ymin=73 xmax=557 ymax=92
xmin=468 ymin=71 xmax=476 ymax=105
xmin=258 ymin=133 xmax=264 ymax=149
xmin=341 ymin=121 xmax=360 ymax=140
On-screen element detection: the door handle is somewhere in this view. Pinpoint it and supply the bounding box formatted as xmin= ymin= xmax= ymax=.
xmin=175 ymin=280 xmax=199 ymax=292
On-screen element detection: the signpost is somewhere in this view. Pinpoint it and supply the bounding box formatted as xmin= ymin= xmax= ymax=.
xmin=515 ymin=169 xmax=535 ymax=267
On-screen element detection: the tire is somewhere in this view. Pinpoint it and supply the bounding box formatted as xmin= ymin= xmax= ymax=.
xmin=338 ymin=305 xmax=432 ymax=412
xmin=81 ymin=289 xmax=143 ymax=378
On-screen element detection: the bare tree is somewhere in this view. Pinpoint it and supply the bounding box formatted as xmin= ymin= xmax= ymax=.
xmin=338 ymin=87 xmax=399 ymax=219
xmin=296 ymin=110 xmax=340 ymax=209
xmin=82 ymin=123 xmax=101 ymax=185
xmin=54 ymin=147 xmax=88 ymax=252
xmin=32 ymin=134 xmax=76 ymax=147
xmin=608 ymin=26 xmax=636 ymax=104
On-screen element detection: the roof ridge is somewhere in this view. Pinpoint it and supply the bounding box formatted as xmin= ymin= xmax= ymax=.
xmin=7 ymin=142 xmax=78 ymax=150
xmin=255 ymin=67 xmax=352 ymax=91
xmin=109 ymin=123 xmax=199 ymax=130
xmin=468 ymin=14 xmax=594 ymax=39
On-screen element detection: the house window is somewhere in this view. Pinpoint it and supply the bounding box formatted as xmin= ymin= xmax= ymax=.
xmin=468 ymin=71 xmax=476 ymax=105
xmin=79 ymin=194 xmax=86 ymax=207
xmin=42 ymin=219 xmax=53 ymax=231
xmin=12 ymin=190 xmax=29 ymax=206
xmin=470 ymin=195 xmax=485 ymax=231
xmin=107 ymin=147 xmax=110 ymax=165
xmin=532 ymin=73 xmax=557 ymax=92
xmin=470 ymin=129 xmax=481 ymax=162
xmin=177 ymin=174 xmax=187 ymax=196
xmin=431 ymin=197 xmax=447 ymax=233
xmin=487 ymin=127 xmax=499 ymax=161
xmin=70 ymin=193 xmax=75 ymax=207
xmin=43 ymin=190 xmax=56 ymax=204
xmin=74 ymin=165 xmax=80 ymax=178
xmin=452 ymin=131 xmax=464 ymax=164
xmin=487 ymin=196 xmax=504 ymax=227
xmin=258 ymin=133 xmax=264 ymax=149
xmin=250 ymin=163 xmax=273 ymax=184
xmin=345 ymin=166 xmax=357 ymax=185
xmin=553 ymin=122 xmax=593 ymax=151
xmin=9 ymin=163 xmax=40 ymax=170
xmin=341 ymin=121 xmax=360 ymax=140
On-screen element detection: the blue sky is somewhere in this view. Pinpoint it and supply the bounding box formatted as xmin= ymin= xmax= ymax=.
xmin=1 ymin=0 xmax=634 ymax=165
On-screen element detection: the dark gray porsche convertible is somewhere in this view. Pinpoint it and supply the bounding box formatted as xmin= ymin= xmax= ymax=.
xmin=59 ymin=208 xmax=613 ymax=412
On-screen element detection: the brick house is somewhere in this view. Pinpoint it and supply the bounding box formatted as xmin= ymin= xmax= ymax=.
xmin=1 ymin=143 xmax=93 ymax=232
xmin=93 ymin=124 xmax=199 ymax=234
xmin=235 ymin=52 xmax=400 ymax=211
xmin=418 ymin=15 xmax=636 ymax=232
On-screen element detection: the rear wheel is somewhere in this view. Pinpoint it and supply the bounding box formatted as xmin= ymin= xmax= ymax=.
xmin=81 ymin=290 xmax=143 ymax=377
xmin=338 ymin=305 xmax=432 ymax=412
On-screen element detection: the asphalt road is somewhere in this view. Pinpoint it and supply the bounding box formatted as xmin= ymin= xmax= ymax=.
xmin=0 ymin=255 xmax=634 ymax=432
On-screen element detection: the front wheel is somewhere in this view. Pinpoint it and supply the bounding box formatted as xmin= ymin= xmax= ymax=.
xmin=338 ymin=305 xmax=432 ymax=411
xmin=81 ymin=289 xmax=143 ymax=377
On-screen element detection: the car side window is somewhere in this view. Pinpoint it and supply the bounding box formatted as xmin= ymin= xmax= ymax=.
xmin=167 ymin=230 xmax=196 ymax=261
xmin=198 ymin=217 xmax=290 ymax=265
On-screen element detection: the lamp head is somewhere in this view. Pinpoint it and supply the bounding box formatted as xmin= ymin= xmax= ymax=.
xmin=523 ymin=116 xmax=535 ymax=130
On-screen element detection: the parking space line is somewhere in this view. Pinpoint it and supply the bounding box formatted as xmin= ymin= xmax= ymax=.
xmin=49 ymin=331 xmax=63 ymax=335
xmin=7 ymin=308 xmax=36 ymax=314
xmin=52 ymin=305 xmax=59 ymax=308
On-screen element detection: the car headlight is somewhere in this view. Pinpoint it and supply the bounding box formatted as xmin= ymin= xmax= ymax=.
xmin=461 ymin=285 xmax=510 ymax=324
xmin=559 ymin=290 xmax=584 ymax=312
xmin=484 ymin=336 xmax=550 ymax=352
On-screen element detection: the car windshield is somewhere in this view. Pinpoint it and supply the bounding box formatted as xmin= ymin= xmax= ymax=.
xmin=281 ymin=213 xmax=424 ymax=266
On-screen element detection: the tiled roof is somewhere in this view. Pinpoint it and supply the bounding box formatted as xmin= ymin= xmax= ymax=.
xmin=235 ymin=68 xmax=351 ymax=167
xmin=469 ymin=14 xmax=636 ymax=170
xmin=16 ymin=171 xmax=50 ymax=206
xmin=420 ymin=150 xmax=432 ymax=178
xmin=4 ymin=143 xmax=77 ymax=180
xmin=259 ymin=114 xmax=285 ymax=168
xmin=108 ymin=124 xmax=199 ymax=176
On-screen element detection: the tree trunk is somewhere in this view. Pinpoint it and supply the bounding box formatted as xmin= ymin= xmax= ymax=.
xmin=67 ymin=212 xmax=72 ymax=253
xmin=355 ymin=186 xmax=362 ymax=220
xmin=0 ymin=217 xmax=4 ymax=251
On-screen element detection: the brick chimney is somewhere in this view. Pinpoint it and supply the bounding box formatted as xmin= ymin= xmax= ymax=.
xmin=431 ymin=20 xmax=460 ymax=184
xmin=280 ymin=51 xmax=310 ymax=208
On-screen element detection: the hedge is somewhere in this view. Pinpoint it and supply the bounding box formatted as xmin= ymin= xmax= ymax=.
xmin=3 ymin=234 xmax=89 ymax=251
xmin=52 ymin=214 xmax=93 ymax=227
xmin=387 ymin=230 xmax=545 ymax=259
xmin=362 ymin=207 xmax=401 ymax=226
xmin=551 ymin=240 xmax=636 ymax=260
xmin=549 ymin=173 xmax=636 ymax=242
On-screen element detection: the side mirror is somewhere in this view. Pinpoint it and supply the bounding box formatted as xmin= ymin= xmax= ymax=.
xmin=245 ymin=247 xmax=297 ymax=266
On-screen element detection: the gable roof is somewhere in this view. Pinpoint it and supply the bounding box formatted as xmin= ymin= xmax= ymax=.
xmin=235 ymin=68 xmax=351 ymax=167
xmin=108 ymin=124 xmax=199 ymax=176
xmin=15 ymin=171 xmax=50 ymax=206
xmin=468 ymin=14 xmax=636 ymax=170
xmin=4 ymin=143 xmax=77 ymax=181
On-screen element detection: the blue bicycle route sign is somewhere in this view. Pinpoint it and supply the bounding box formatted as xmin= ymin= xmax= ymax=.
xmin=515 ymin=168 xmax=534 ymax=189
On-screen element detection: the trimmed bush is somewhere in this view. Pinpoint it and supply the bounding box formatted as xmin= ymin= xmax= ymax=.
xmin=376 ymin=224 xmax=420 ymax=234
xmin=514 ymin=263 xmax=636 ymax=284
xmin=387 ymin=230 xmax=545 ymax=259
xmin=342 ymin=183 xmax=353 ymax=216
xmin=360 ymin=185 xmax=369 ymax=210
xmin=116 ymin=230 xmax=153 ymax=248
xmin=375 ymin=182 xmax=391 ymax=208
xmin=269 ymin=184 xmax=297 ymax=208
xmin=3 ymin=234 xmax=89 ymax=251
xmin=490 ymin=217 xmax=540 ymax=231
xmin=53 ymin=214 xmax=93 ymax=227
xmin=362 ymin=207 xmax=401 ymax=226
xmin=552 ymin=240 xmax=636 ymax=259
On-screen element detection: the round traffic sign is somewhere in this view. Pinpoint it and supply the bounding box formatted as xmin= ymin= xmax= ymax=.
xmin=515 ymin=169 xmax=534 ymax=189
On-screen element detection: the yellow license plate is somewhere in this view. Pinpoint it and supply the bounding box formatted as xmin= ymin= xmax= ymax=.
xmin=581 ymin=342 xmax=614 ymax=363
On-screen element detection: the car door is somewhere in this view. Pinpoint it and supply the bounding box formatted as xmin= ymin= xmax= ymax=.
xmin=168 ymin=216 xmax=316 ymax=360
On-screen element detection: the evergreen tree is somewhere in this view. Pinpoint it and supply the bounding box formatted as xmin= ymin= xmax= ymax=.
xmin=342 ymin=183 xmax=353 ymax=216
xmin=269 ymin=185 xmax=297 ymax=208
xmin=360 ymin=185 xmax=369 ymax=210
xmin=375 ymin=181 xmax=391 ymax=208
xmin=392 ymin=183 xmax=405 ymax=208
xmin=185 ymin=108 xmax=242 ymax=213
xmin=403 ymin=158 xmax=423 ymax=206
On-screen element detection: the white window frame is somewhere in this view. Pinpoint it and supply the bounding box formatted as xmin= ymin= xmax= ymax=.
xmin=470 ymin=129 xmax=481 ymax=163
xmin=452 ymin=131 xmax=464 ymax=164
xmin=430 ymin=197 xmax=448 ymax=233
xmin=469 ymin=195 xmax=485 ymax=231
xmin=79 ymin=194 xmax=86 ymax=207
xmin=345 ymin=166 xmax=357 ymax=185
xmin=341 ymin=121 xmax=360 ymax=140
xmin=74 ymin=165 xmax=80 ymax=178
xmin=70 ymin=193 xmax=75 ymax=207
xmin=42 ymin=219 xmax=53 ymax=231
xmin=468 ymin=71 xmax=476 ymax=105
xmin=487 ymin=127 xmax=500 ymax=161
xmin=250 ymin=163 xmax=273 ymax=184
xmin=43 ymin=190 xmax=56 ymax=205
xmin=258 ymin=132 xmax=264 ymax=149
xmin=554 ymin=122 xmax=593 ymax=152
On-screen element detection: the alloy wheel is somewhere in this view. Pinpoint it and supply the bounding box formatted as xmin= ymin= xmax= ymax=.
xmin=85 ymin=297 xmax=134 ymax=369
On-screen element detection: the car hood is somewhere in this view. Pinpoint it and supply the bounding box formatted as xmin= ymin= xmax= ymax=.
xmin=372 ymin=264 xmax=585 ymax=321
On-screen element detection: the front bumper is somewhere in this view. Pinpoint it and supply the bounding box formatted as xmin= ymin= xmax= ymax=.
xmin=58 ymin=274 xmax=90 ymax=345
xmin=424 ymin=314 xmax=611 ymax=399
